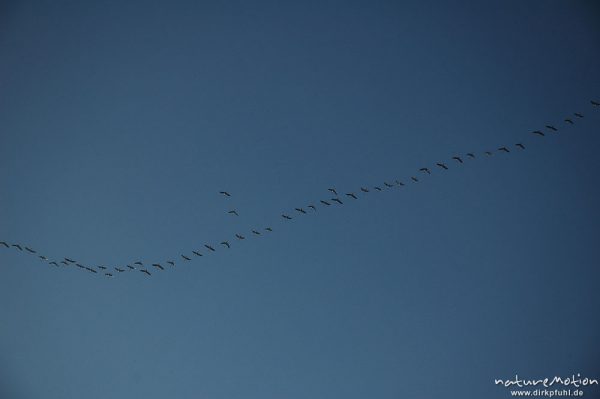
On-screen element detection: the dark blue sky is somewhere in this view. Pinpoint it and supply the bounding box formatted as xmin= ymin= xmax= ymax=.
xmin=1 ymin=1 xmax=599 ymax=398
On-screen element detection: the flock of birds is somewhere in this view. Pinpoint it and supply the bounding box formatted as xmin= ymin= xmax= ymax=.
xmin=1 ymin=100 xmax=599 ymax=279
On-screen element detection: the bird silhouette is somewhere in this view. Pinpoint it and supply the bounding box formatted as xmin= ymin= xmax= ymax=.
xmin=308 ymin=205 xmax=317 ymax=211
xmin=436 ymin=163 xmax=448 ymax=170
xmin=574 ymin=113 xmax=584 ymax=118
xmin=25 ymin=247 xmax=36 ymax=253
xmin=411 ymin=177 xmax=418 ymax=182
xmin=532 ymin=130 xmax=545 ymax=136
xmin=140 ymin=269 xmax=151 ymax=276
xmin=228 ymin=210 xmax=239 ymax=216
xmin=564 ymin=118 xmax=574 ymax=124
xmin=127 ymin=265 xmax=136 ymax=270
xmin=331 ymin=198 xmax=343 ymax=205
xmin=360 ymin=187 xmax=370 ymax=193
xmin=39 ymin=255 xmax=47 ymax=261
xmin=252 ymin=230 xmax=261 ymax=235
xmin=467 ymin=153 xmax=475 ymax=159
xmin=419 ymin=167 xmax=431 ymax=174
xmin=60 ymin=261 xmax=69 ymax=266
xmin=12 ymin=244 xmax=22 ymax=251
xmin=115 ymin=267 xmax=125 ymax=273
xmin=516 ymin=143 xmax=525 ymax=150
xmin=204 ymin=245 xmax=215 ymax=252
xmin=265 ymin=227 xmax=273 ymax=232
xmin=235 ymin=233 xmax=246 ymax=240
xmin=320 ymin=200 xmax=331 ymax=206
xmin=85 ymin=267 xmax=97 ymax=273
xmin=98 ymin=266 xmax=107 ymax=270
xmin=167 ymin=261 xmax=175 ymax=267
xmin=452 ymin=156 xmax=463 ymax=163
xmin=328 ymin=188 xmax=338 ymax=196
xmin=152 ymin=263 xmax=164 ymax=270
xmin=134 ymin=261 xmax=143 ymax=266
xmin=64 ymin=258 xmax=75 ymax=263
xmin=219 ymin=191 xmax=231 ymax=197
xmin=592 ymin=100 xmax=599 ymax=107
xmin=485 ymin=151 xmax=493 ymax=156
xmin=192 ymin=251 xmax=203 ymax=257
xmin=105 ymin=273 xmax=113 ymax=278
xmin=498 ymin=147 xmax=510 ymax=153
xmin=295 ymin=207 xmax=307 ymax=214
xmin=546 ymin=125 xmax=557 ymax=131
xmin=0 ymin=241 xmax=8 ymax=248
xmin=49 ymin=261 xmax=58 ymax=267
xmin=282 ymin=214 xmax=293 ymax=220
xmin=383 ymin=182 xmax=393 ymax=187
xmin=374 ymin=186 xmax=382 ymax=191
xmin=395 ymin=180 xmax=405 ymax=186
xmin=75 ymin=263 xmax=85 ymax=269
xmin=221 ymin=241 xmax=231 ymax=248
xmin=346 ymin=193 xmax=358 ymax=199
xmin=181 ymin=254 xmax=191 ymax=261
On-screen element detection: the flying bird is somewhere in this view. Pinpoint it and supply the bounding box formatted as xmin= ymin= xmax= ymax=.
xmin=49 ymin=261 xmax=58 ymax=267
xmin=360 ymin=187 xmax=370 ymax=193
xmin=140 ymin=269 xmax=151 ymax=276
xmin=252 ymin=230 xmax=261 ymax=235
xmin=419 ymin=167 xmax=431 ymax=174
xmin=281 ymin=214 xmax=292 ymax=220
xmin=64 ymin=258 xmax=75 ymax=263
xmin=75 ymin=263 xmax=85 ymax=269
xmin=346 ymin=193 xmax=358 ymax=199
xmin=328 ymin=188 xmax=338 ymax=196
xmin=167 ymin=261 xmax=175 ymax=267
xmin=60 ymin=261 xmax=68 ymax=266
xmin=436 ymin=163 xmax=448 ymax=170
xmin=498 ymin=147 xmax=510 ymax=153
xmin=127 ymin=265 xmax=136 ymax=270
xmin=181 ymin=255 xmax=191 ymax=261
xmin=265 ymin=227 xmax=273 ymax=232
xmin=204 ymin=245 xmax=215 ymax=252
xmin=105 ymin=273 xmax=113 ymax=278
xmin=134 ymin=261 xmax=143 ymax=266
xmin=39 ymin=255 xmax=47 ymax=261
xmin=219 ymin=191 xmax=231 ymax=197
xmin=152 ymin=263 xmax=164 ymax=270
xmin=221 ymin=241 xmax=231 ymax=248
xmin=564 ymin=118 xmax=574 ymax=124
xmin=546 ymin=125 xmax=557 ymax=131
xmin=98 ymin=266 xmax=107 ymax=270
xmin=85 ymin=267 xmax=97 ymax=273
xmin=12 ymin=244 xmax=22 ymax=251
xmin=308 ymin=205 xmax=317 ymax=211
xmin=395 ymin=180 xmax=405 ymax=186
xmin=411 ymin=177 xmax=418 ymax=182
xmin=467 ymin=153 xmax=475 ymax=159
xmin=485 ymin=151 xmax=493 ymax=156
xmin=574 ymin=113 xmax=584 ymax=118
xmin=115 ymin=268 xmax=125 ymax=273
xmin=331 ymin=198 xmax=343 ymax=205
xmin=384 ymin=182 xmax=394 ymax=187
xmin=25 ymin=247 xmax=36 ymax=253
xmin=0 ymin=241 xmax=8 ymax=248
xmin=320 ymin=200 xmax=331 ymax=206
xmin=228 ymin=210 xmax=239 ymax=216
xmin=374 ymin=186 xmax=382 ymax=191
xmin=516 ymin=143 xmax=525 ymax=150
xmin=591 ymin=100 xmax=599 ymax=106
xmin=235 ymin=234 xmax=245 ymax=240
xmin=532 ymin=130 xmax=545 ymax=136
xmin=452 ymin=156 xmax=463 ymax=163
xmin=192 ymin=251 xmax=203 ymax=257
xmin=295 ymin=208 xmax=307 ymax=214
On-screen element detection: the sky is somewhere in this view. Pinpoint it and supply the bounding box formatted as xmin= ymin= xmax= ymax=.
xmin=1 ymin=1 xmax=600 ymax=398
